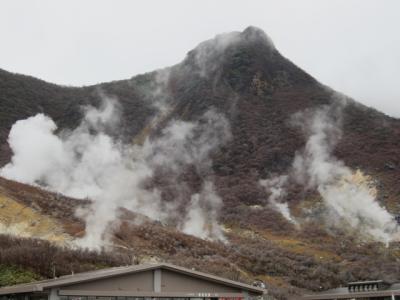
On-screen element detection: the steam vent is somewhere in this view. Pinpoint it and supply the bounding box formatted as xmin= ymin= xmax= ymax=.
xmin=0 ymin=263 xmax=266 ymax=300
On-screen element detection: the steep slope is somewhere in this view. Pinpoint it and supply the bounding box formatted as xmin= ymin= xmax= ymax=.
xmin=0 ymin=26 xmax=400 ymax=299
xmin=1 ymin=27 xmax=398 ymax=206
xmin=2 ymin=177 xmax=400 ymax=300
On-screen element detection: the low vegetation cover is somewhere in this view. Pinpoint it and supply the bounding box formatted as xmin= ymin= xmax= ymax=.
xmin=0 ymin=27 xmax=399 ymax=299
xmin=0 ymin=235 xmax=128 ymax=285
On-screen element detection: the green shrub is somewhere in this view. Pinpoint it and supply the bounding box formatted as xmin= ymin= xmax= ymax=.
xmin=0 ymin=265 xmax=39 ymax=287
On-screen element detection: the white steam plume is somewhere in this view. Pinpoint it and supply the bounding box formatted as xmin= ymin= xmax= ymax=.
xmin=0 ymin=97 xmax=231 ymax=249
xmin=259 ymin=175 xmax=298 ymax=225
xmin=180 ymin=181 xmax=225 ymax=242
xmin=258 ymin=97 xmax=397 ymax=243
xmin=292 ymin=101 xmax=397 ymax=243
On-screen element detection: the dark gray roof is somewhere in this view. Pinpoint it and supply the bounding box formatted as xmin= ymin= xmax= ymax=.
xmin=347 ymin=280 xmax=387 ymax=285
xmin=0 ymin=263 xmax=265 ymax=295
xmin=303 ymin=283 xmax=400 ymax=299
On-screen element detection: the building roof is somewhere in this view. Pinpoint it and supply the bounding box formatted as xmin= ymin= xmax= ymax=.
xmin=347 ymin=280 xmax=386 ymax=285
xmin=303 ymin=282 xmax=400 ymax=299
xmin=0 ymin=263 xmax=265 ymax=295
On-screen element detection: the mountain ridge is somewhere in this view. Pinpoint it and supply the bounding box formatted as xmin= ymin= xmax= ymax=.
xmin=0 ymin=26 xmax=400 ymax=299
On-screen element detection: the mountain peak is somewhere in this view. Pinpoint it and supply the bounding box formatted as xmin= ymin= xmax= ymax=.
xmin=182 ymin=26 xmax=276 ymax=79
xmin=241 ymin=26 xmax=275 ymax=48
xmin=188 ymin=26 xmax=275 ymax=58
xmin=1 ymin=25 xmax=400 ymax=300
xmin=180 ymin=26 xmax=317 ymax=91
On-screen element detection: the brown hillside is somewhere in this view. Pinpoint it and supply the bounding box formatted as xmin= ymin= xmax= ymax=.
xmin=0 ymin=26 xmax=399 ymax=299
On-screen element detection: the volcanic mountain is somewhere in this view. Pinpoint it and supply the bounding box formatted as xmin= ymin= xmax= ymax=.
xmin=0 ymin=27 xmax=400 ymax=299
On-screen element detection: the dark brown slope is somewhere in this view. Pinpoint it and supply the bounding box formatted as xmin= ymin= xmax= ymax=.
xmin=1 ymin=26 xmax=400 ymax=298
xmin=2 ymin=175 xmax=400 ymax=300
xmin=0 ymin=69 xmax=156 ymax=164
xmin=149 ymin=26 xmax=400 ymax=211
xmin=1 ymin=27 xmax=398 ymax=205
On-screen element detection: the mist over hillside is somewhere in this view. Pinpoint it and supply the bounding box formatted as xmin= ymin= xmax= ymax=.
xmin=0 ymin=26 xmax=400 ymax=299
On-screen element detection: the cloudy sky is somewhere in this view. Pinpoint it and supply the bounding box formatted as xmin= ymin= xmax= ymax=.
xmin=1 ymin=0 xmax=399 ymax=117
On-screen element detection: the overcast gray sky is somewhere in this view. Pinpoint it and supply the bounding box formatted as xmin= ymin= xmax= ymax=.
xmin=0 ymin=0 xmax=399 ymax=117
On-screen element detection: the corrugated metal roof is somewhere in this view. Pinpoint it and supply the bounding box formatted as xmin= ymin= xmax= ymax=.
xmin=0 ymin=263 xmax=265 ymax=295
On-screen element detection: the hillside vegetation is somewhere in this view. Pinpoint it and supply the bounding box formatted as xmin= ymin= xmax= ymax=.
xmin=0 ymin=27 xmax=399 ymax=299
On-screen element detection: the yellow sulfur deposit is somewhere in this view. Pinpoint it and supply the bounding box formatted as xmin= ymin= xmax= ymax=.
xmin=340 ymin=169 xmax=378 ymax=197
xmin=0 ymin=194 xmax=72 ymax=245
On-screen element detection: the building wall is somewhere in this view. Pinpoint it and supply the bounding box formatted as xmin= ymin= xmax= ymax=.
xmin=62 ymin=271 xmax=153 ymax=292
xmin=59 ymin=268 xmax=249 ymax=295
xmin=160 ymin=270 xmax=242 ymax=293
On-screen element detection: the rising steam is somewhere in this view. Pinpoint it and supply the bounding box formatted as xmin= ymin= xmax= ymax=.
xmin=292 ymin=101 xmax=397 ymax=243
xmin=0 ymin=29 xmax=258 ymax=249
xmin=260 ymin=97 xmax=397 ymax=243
xmin=259 ymin=175 xmax=298 ymax=225
xmin=180 ymin=181 xmax=225 ymax=241
xmin=0 ymin=97 xmax=231 ymax=249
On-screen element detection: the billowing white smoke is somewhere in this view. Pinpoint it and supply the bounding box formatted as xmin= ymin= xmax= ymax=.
xmin=0 ymin=113 xmax=66 ymax=184
xmin=259 ymin=98 xmax=397 ymax=243
xmin=180 ymin=181 xmax=225 ymax=241
xmin=291 ymin=103 xmax=397 ymax=243
xmin=259 ymin=175 xmax=298 ymax=225
xmin=291 ymin=104 xmax=347 ymax=188
xmin=0 ymin=98 xmax=231 ymax=248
